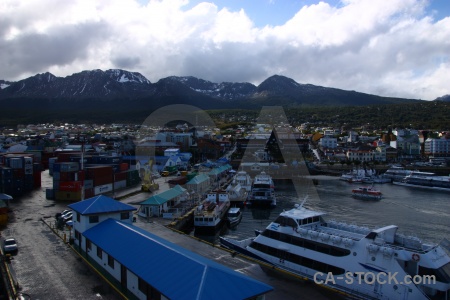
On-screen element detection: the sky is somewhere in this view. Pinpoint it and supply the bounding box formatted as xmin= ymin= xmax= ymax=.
xmin=1 ymin=0 xmax=449 ymax=100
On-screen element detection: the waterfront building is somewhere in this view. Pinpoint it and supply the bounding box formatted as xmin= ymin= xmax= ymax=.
xmin=69 ymin=195 xmax=272 ymax=300
xmin=424 ymin=137 xmax=450 ymax=157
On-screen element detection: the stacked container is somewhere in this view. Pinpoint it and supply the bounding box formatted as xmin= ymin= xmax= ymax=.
xmin=46 ymin=153 xmax=140 ymax=201
xmin=0 ymin=154 xmax=40 ymax=197
xmin=53 ymin=162 xmax=83 ymax=201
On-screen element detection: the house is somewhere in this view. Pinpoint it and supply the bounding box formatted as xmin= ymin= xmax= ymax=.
xmin=185 ymin=174 xmax=211 ymax=197
xmin=138 ymin=185 xmax=188 ymax=218
xmin=68 ymin=195 xmax=273 ymax=300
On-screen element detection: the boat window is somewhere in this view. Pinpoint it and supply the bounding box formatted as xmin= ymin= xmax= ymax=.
xmin=249 ymin=241 xmax=345 ymax=275
xmin=274 ymin=216 xmax=289 ymax=226
xmin=365 ymin=232 xmax=377 ymax=240
xmin=263 ymin=229 xmax=351 ymax=257
xmin=287 ymin=218 xmax=297 ymax=228
xmin=419 ymin=262 xmax=450 ymax=283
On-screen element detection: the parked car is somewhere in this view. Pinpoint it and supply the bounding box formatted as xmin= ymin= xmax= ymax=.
xmin=62 ymin=212 xmax=73 ymax=223
xmin=3 ymin=238 xmax=18 ymax=254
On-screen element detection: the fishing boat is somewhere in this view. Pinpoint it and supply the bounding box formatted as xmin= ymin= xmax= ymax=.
xmin=226 ymin=207 xmax=242 ymax=228
xmin=393 ymin=171 xmax=450 ymax=192
xmin=220 ymin=199 xmax=450 ymax=300
xmin=351 ymin=186 xmax=383 ymax=200
xmin=232 ymin=170 xmax=252 ymax=192
xmin=194 ymin=190 xmax=230 ymax=234
xmin=246 ymin=172 xmax=276 ymax=207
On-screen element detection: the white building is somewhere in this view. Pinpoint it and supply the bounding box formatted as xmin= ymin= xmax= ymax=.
xmin=320 ymin=136 xmax=337 ymax=149
xmin=68 ymin=195 xmax=273 ymax=300
xmin=424 ymin=138 xmax=450 ymax=156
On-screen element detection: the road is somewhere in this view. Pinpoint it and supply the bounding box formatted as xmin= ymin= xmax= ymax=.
xmin=1 ymin=171 xmax=121 ymax=300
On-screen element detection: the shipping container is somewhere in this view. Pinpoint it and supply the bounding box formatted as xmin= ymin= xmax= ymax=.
xmin=94 ymin=183 xmax=113 ymax=195
xmin=119 ymin=163 xmax=129 ymax=171
xmin=56 ymin=152 xmax=82 ymax=163
xmin=33 ymin=172 xmax=41 ymax=188
xmin=168 ymin=176 xmax=187 ymax=186
xmin=114 ymin=180 xmax=127 ymax=189
xmin=33 ymin=163 xmax=43 ymax=172
xmin=114 ymin=171 xmax=127 ymax=182
xmin=9 ymin=158 xmax=23 ymax=169
xmin=53 ymin=180 xmax=60 ymax=190
xmin=24 ymin=175 xmax=34 ymax=191
xmin=85 ymin=165 xmax=114 ymax=186
xmin=84 ymin=180 xmax=94 ymax=189
xmin=84 ymin=188 xmax=94 ymax=199
xmin=59 ymin=181 xmax=83 ymax=192
xmin=60 ymin=171 xmax=78 ymax=182
xmin=46 ymin=188 xmax=55 ymax=200
xmin=55 ymin=190 xmax=82 ymax=201
xmin=25 ymin=150 xmax=42 ymax=163
xmin=53 ymin=162 xmax=80 ymax=172
xmin=1 ymin=167 xmax=13 ymax=178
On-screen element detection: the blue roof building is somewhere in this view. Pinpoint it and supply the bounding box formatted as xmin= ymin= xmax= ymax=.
xmin=83 ymin=219 xmax=272 ymax=300
xmin=69 ymin=195 xmax=273 ymax=300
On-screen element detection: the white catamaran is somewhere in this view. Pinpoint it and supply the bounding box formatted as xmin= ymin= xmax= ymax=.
xmin=221 ymin=199 xmax=450 ymax=300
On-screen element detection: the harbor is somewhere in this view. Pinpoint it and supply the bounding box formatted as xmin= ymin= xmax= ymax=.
xmin=1 ymin=158 xmax=450 ymax=299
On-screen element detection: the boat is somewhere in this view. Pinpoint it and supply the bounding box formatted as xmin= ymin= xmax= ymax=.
xmin=232 ymin=170 xmax=252 ymax=192
xmin=220 ymin=200 xmax=450 ymax=300
xmin=226 ymin=182 xmax=248 ymax=205
xmin=246 ymin=172 xmax=276 ymax=207
xmin=393 ymin=171 xmax=450 ymax=191
xmin=371 ymin=175 xmax=392 ymax=184
xmin=351 ymin=186 xmax=383 ymax=200
xmin=226 ymin=207 xmax=242 ymax=228
xmin=194 ymin=190 xmax=230 ymax=234
xmin=383 ymin=165 xmax=413 ymax=182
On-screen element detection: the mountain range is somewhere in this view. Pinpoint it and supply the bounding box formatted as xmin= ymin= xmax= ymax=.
xmin=0 ymin=69 xmax=447 ymax=125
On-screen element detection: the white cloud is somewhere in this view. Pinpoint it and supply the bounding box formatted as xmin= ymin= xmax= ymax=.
xmin=0 ymin=0 xmax=449 ymax=100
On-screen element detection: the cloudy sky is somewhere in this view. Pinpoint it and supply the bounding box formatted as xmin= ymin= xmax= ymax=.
xmin=1 ymin=0 xmax=449 ymax=100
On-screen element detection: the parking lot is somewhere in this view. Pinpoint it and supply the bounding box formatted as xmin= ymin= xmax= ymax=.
xmin=1 ymin=171 xmax=122 ymax=299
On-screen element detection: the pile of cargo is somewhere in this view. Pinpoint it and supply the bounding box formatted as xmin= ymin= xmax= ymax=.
xmin=0 ymin=154 xmax=42 ymax=197
xmin=46 ymin=152 xmax=141 ymax=201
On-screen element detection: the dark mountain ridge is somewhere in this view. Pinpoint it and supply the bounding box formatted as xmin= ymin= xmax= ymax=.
xmin=0 ymin=69 xmax=432 ymax=125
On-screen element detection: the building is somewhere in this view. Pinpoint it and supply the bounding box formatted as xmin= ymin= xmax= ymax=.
xmin=186 ymin=174 xmax=211 ymax=197
xmin=390 ymin=135 xmax=421 ymax=157
xmin=69 ymin=195 xmax=273 ymax=300
xmin=319 ymin=136 xmax=337 ymax=149
xmin=138 ymin=185 xmax=188 ymax=218
xmin=424 ymin=138 xmax=450 ymax=157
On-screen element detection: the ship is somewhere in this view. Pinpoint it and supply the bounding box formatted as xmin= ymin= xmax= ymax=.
xmin=246 ymin=172 xmax=276 ymax=207
xmin=393 ymin=171 xmax=450 ymax=191
xmin=383 ymin=166 xmax=413 ymax=182
xmin=232 ymin=170 xmax=252 ymax=192
xmin=225 ymin=182 xmax=248 ymax=205
xmin=194 ymin=190 xmax=230 ymax=235
xmin=220 ymin=200 xmax=450 ymax=300
xmin=351 ymin=186 xmax=383 ymax=200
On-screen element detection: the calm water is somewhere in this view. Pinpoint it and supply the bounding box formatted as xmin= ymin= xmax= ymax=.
xmin=217 ymin=176 xmax=450 ymax=245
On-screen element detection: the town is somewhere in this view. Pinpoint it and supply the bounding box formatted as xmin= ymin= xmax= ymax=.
xmin=1 ymin=113 xmax=450 ymax=300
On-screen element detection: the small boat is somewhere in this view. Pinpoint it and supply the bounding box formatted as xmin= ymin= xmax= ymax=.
xmin=247 ymin=172 xmax=276 ymax=207
xmin=351 ymin=185 xmax=382 ymax=200
xmin=226 ymin=207 xmax=242 ymax=228
xmin=194 ymin=190 xmax=230 ymax=234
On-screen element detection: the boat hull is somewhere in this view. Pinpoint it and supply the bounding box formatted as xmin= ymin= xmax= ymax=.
xmin=393 ymin=181 xmax=450 ymax=191
xmin=219 ymin=237 xmax=270 ymax=263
